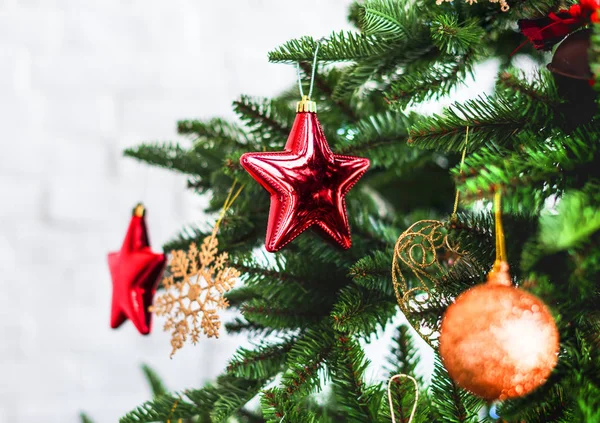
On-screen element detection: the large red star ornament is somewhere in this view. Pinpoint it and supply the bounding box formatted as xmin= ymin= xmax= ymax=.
xmin=108 ymin=204 xmax=166 ymax=334
xmin=240 ymin=98 xmax=370 ymax=252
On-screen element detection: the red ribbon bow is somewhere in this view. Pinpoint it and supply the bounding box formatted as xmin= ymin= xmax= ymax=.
xmin=518 ymin=0 xmax=600 ymax=50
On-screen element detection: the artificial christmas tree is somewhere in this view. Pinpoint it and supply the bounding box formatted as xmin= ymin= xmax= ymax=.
xmin=112 ymin=0 xmax=600 ymax=421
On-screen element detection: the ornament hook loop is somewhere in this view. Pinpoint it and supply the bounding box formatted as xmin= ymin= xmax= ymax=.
xmin=295 ymin=37 xmax=326 ymax=110
xmin=388 ymin=373 xmax=419 ymax=423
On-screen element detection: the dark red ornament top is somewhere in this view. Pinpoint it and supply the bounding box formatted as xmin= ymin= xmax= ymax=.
xmin=240 ymin=102 xmax=370 ymax=252
xmin=108 ymin=205 xmax=166 ymax=334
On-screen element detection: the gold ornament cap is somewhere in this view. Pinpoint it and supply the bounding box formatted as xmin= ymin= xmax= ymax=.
xmin=488 ymin=260 xmax=512 ymax=286
xmin=133 ymin=203 xmax=145 ymax=217
xmin=297 ymin=95 xmax=317 ymax=113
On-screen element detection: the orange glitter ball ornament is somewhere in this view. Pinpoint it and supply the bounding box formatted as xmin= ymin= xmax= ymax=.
xmin=439 ymin=261 xmax=559 ymax=400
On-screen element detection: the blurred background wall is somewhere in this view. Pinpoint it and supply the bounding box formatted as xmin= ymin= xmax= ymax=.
xmin=0 ymin=1 xmax=352 ymax=421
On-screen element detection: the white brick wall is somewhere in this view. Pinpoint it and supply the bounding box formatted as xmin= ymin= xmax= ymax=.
xmin=0 ymin=1 xmax=352 ymax=421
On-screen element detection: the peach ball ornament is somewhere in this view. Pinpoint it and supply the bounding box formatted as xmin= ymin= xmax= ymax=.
xmin=439 ymin=260 xmax=559 ymax=401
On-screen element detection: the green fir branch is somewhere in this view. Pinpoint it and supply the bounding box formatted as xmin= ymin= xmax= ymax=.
xmin=124 ymin=142 xmax=205 ymax=176
xmin=331 ymin=39 xmax=434 ymax=100
xmin=387 ymin=325 xmax=420 ymax=379
xmin=454 ymin=130 xmax=599 ymax=208
xmin=227 ymin=339 xmax=295 ymax=380
xmin=331 ymin=336 xmax=380 ymax=423
xmin=539 ymin=190 xmax=600 ymax=253
xmin=430 ymin=16 xmax=484 ymax=56
xmin=226 ymin=285 xmax=260 ymax=308
xmin=281 ymin=326 xmax=336 ymax=398
xmin=225 ymin=317 xmax=277 ymax=337
xmin=261 ymin=389 xmax=319 ymax=423
xmin=242 ymin=300 xmax=327 ymax=329
xmin=430 ymin=357 xmax=484 ymax=423
xmin=349 ymin=250 xmax=394 ymax=296
xmin=496 ymin=68 xmax=560 ymax=108
xmin=333 ymin=59 xmax=384 ymax=101
xmin=141 ymin=364 xmax=168 ymax=398
xmin=385 ymin=16 xmax=483 ymax=107
xmin=331 ymin=285 xmax=397 ymax=337
xmin=408 ymin=94 xmax=532 ymax=152
xmin=120 ymin=394 xmax=198 ymax=423
xmin=235 ymin=256 xmax=312 ymax=288
xmin=233 ymin=96 xmax=295 ymax=144
xmin=498 ymin=385 xmax=572 ymax=423
xmin=79 ymin=413 xmax=95 ymax=423
xmin=260 ymin=389 xmax=288 ymax=423
xmin=163 ymin=214 xmax=258 ymax=255
xmin=335 ymin=110 xmax=416 ymax=169
xmin=385 ymin=52 xmax=475 ymax=108
xmin=207 ymin=378 xmax=268 ymax=422
xmin=236 ymin=267 xmax=314 ymax=307
xmin=235 ymin=408 xmax=267 ymax=423
xmin=177 ymin=117 xmax=255 ymax=148
xmin=268 ymin=32 xmax=388 ymax=63
xmin=360 ymin=0 xmax=409 ymax=39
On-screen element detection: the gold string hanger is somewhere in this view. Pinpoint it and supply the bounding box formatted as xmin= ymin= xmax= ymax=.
xmin=452 ymin=126 xmax=469 ymax=220
xmin=211 ymin=179 xmax=245 ymax=238
xmin=166 ymin=399 xmax=182 ymax=423
xmin=449 ymin=129 xmax=508 ymax=279
xmin=134 ymin=143 xmax=152 ymax=213
xmin=488 ymin=190 xmax=511 ymax=286
xmin=494 ymin=191 xmax=507 ymax=264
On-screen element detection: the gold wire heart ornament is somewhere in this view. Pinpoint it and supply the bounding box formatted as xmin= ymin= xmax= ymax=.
xmin=391 ymin=219 xmax=464 ymax=347
xmin=392 ymin=127 xmax=473 ymax=346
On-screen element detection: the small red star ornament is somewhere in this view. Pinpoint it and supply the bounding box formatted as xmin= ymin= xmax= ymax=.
xmin=240 ymin=97 xmax=370 ymax=252
xmin=108 ymin=204 xmax=166 ymax=334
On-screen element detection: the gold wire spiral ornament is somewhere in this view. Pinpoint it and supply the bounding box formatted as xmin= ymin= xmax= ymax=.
xmin=391 ymin=219 xmax=463 ymax=346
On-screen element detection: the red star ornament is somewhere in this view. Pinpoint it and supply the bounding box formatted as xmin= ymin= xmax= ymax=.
xmin=108 ymin=204 xmax=166 ymax=334
xmin=240 ymin=97 xmax=370 ymax=252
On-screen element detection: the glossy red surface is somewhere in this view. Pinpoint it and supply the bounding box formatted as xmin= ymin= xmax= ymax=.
xmin=240 ymin=111 xmax=370 ymax=252
xmin=107 ymin=214 xmax=166 ymax=334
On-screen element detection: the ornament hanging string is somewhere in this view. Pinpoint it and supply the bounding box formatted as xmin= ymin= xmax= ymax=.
xmin=494 ymin=191 xmax=507 ymax=266
xmin=132 ymin=169 xmax=151 ymax=217
xmin=211 ymin=179 xmax=245 ymax=239
xmin=141 ymin=164 xmax=150 ymax=204
xmin=387 ymin=373 xmax=419 ymax=423
xmin=296 ymin=38 xmax=325 ymax=99
xmin=451 ymin=126 xmax=469 ymax=219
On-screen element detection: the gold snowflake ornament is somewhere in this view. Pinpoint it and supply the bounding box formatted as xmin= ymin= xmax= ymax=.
xmin=150 ymin=235 xmax=240 ymax=357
